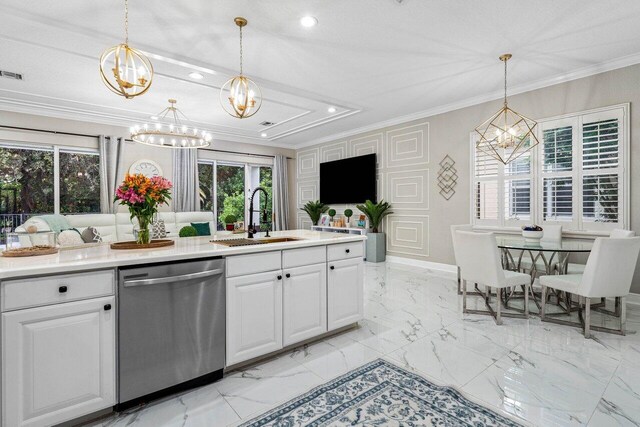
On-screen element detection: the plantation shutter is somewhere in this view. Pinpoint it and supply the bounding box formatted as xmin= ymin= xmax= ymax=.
xmin=581 ymin=114 xmax=622 ymax=226
xmin=473 ymin=143 xmax=499 ymax=223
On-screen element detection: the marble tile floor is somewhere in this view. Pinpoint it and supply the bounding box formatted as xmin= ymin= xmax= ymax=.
xmin=88 ymin=262 xmax=640 ymax=427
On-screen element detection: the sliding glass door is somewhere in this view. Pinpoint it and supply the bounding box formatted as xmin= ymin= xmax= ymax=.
xmin=198 ymin=160 xmax=272 ymax=232
xmin=217 ymin=164 xmax=245 ymax=231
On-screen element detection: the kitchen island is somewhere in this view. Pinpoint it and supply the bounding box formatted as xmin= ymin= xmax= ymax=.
xmin=0 ymin=230 xmax=366 ymax=427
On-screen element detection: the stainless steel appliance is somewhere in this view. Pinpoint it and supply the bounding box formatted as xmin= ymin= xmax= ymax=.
xmin=117 ymin=258 xmax=225 ymax=410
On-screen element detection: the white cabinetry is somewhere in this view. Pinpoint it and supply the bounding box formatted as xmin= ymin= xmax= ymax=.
xmin=226 ymin=271 xmax=283 ymax=366
xmin=283 ymin=263 xmax=327 ymax=346
xmin=327 ymin=257 xmax=364 ymax=331
xmin=2 ymin=296 xmax=116 ymax=427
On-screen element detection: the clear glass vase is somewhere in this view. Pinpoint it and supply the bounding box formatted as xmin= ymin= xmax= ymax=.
xmin=133 ymin=215 xmax=152 ymax=245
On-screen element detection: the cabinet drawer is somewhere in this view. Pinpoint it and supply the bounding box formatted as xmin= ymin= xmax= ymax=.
xmin=1 ymin=270 xmax=115 ymax=312
xmin=327 ymin=242 xmax=363 ymax=262
xmin=283 ymin=246 xmax=327 ymax=269
xmin=226 ymin=251 xmax=282 ymax=278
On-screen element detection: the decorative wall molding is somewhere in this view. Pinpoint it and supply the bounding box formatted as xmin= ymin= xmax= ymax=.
xmin=385 ymin=256 xmax=457 ymax=279
xmin=385 ymin=214 xmax=430 ymax=259
xmin=296 ymin=148 xmax=319 ymax=179
xmin=297 ymin=179 xmax=319 ymax=207
xmin=385 ymin=122 xmax=429 ymax=169
xmin=320 ymin=141 xmax=347 ymax=163
xmin=386 ymin=169 xmax=429 ymax=210
xmin=348 ymin=133 xmax=384 ymax=169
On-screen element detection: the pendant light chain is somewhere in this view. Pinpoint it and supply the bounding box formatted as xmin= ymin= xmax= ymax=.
xmin=124 ymin=0 xmax=129 ymax=45
xmin=239 ymin=24 xmax=244 ymax=75
xmin=503 ymin=56 xmax=508 ymax=107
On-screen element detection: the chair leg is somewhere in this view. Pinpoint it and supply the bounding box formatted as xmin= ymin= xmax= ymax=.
xmin=621 ymin=296 xmax=627 ymax=336
xmin=462 ymin=279 xmax=467 ymax=313
xmin=584 ymin=297 xmax=591 ymax=339
xmin=457 ymin=266 xmax=461 ymax=295
xmin=540 ymin=286 xmax=547 ymax=320
xmin=524 ymin=284 xmax=529 ymax=319
xmin=496 ymin=288 xmax=502 ymax=325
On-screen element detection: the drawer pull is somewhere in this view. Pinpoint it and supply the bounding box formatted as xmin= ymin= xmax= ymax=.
xmin=345 ymin=249 xmax=350 ymax=254
xmin=330 ymin=266 xmax=335 ymax=270
xmin=58 ymin=285 xmax=68 ymax=293
xmin=285 ymin=273 xmax=291 ymax=278
xmin=104 ymin=304 xmax=112 ymax=311
xmin=277 ymin=275 xmax=282 ymax=280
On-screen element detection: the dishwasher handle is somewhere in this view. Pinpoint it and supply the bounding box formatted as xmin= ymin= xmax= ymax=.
xmin=123 ymin=268 xmax=224 ymax=287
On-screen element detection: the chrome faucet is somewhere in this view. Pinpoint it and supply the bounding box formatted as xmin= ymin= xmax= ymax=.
xmin=247 ymin=187 xmax=270 ymax=238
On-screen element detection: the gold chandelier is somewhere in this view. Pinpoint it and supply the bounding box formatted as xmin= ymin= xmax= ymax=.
xmin=130 ymin=99 xmax=212 ymax=149
xmin=474 ymin=54 xmax=539 ymax=165
xmin=220 ymin=17 xmax=262 ymax=119
xmin=99 ymin=0 xmax=153 ymax=99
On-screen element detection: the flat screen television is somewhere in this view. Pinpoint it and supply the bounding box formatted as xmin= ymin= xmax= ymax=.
xmin=319 ymin=154 xmax=376 ymax=204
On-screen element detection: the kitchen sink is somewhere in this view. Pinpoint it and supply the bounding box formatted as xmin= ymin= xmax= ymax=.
xmin=212 ymin=237 xmax=304 ymax=247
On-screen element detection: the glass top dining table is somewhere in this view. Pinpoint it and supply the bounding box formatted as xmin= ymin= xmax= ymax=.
xmin=496 ymin=237 xmax=594 ymax=253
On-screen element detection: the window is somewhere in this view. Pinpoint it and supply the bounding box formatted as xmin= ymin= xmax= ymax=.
xmin=0 ymin=144 xmax=101 ymax=217
xmin=471 ymin=104 xmax=628 ymax=233
xmin=198 ymin=161 xmax=273 ymax=231
xmin=59 ymin=150 xmax=101 ymax=214
xmin=0 ymin=145 xmax=54 ymax=215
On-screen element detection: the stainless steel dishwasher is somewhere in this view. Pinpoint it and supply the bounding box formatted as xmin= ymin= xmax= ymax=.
xmin=117 ymin=257 xmax=225 ymax=410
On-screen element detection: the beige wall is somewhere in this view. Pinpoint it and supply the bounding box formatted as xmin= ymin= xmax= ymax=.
xmin=0 ymin=111 xmax=296 ymax=212
xmin=295 ymin=63 xmax=640 ymax=292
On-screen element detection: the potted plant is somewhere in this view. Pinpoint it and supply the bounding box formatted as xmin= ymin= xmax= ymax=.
xmin=328 ymin=208 xmax=336 ymax=226
xmin=224 ymin=214 xmax=237 ymax=231
xmin=179 ymin=225 xmax=198 ymax=237
xmin=302 ymin=200 xmax=329 ymax=226
xmin=114 ymin=174 xmax=172 ymax=245
xmin=344 ymin=209 xmax=353 ymax=227
xmin=356 ymin=199 xmax=393 ymax=262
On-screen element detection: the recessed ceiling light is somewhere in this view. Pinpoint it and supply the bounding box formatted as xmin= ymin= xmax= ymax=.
xmin=327 ymin=106 xmax=336 ymax=113
xmin=150 ymin=116 xmax=159 ymax=120
xmin=188 ymin=72 xmax=204 ymax=80
xmin=261 ymin=133 xmax=268 ymax=138
xmin=300 ymin=16 xmax=318 ymax=27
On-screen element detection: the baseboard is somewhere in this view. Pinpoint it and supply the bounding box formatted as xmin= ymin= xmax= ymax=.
xmin=384 ymin=255 xmax=457 ymax=279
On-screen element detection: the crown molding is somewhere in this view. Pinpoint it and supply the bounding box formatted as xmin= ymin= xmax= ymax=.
xmin=293 ymin=52 xmax=640 ymax=150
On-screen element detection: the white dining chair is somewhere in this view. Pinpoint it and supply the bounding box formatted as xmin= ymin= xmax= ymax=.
xmin=540 ymin=237 xmax=640 ymax=338
xmin=450 ymin=224 xmax=473 ymax=295
xmin=565 ymin=229 xmax=635 ymax=275
xmin=455 ymin=230 xmax=530 ymax=324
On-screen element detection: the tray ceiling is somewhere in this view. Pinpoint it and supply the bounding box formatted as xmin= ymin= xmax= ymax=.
xmin=1 ymin=1 xmax=640 ymax=148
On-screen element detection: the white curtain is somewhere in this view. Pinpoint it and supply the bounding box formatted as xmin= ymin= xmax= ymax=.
xmin=172 ymin=148 xmax=199 ymax=212
xmin=272 ymin=154 xmax=290 ymax=230
xmin=98 ymin=135 xmax=122 ymax=214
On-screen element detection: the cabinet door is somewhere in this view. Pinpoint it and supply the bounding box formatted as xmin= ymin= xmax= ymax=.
xmin=283 ymin=263 xmax=327 ymax=346
xmin=2 ymin=296 xmax=116 ymax=427
xmin=327 ymin=257 xmax=364 ymax=331
xmin=227 ymin=270 xmax=283 ymax=366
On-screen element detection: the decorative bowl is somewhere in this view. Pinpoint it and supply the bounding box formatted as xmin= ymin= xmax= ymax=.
xmin=522 ymin=230 xmax=544 ymax=241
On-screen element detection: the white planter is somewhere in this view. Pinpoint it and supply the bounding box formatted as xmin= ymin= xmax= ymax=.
xmin=522 ymin=230 xmax=543 ymax=241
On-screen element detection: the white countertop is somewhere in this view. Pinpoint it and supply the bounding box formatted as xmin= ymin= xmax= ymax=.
xmin=0 ymin=230 xmax=366 ymax=280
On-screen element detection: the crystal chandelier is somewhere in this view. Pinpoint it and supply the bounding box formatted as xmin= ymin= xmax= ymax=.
xmin=220 ymin=17 xmax=262 ymax=119
xmin=99 ymin=0 xmax=153 ymax=99
xmin=474 ymin=54 xmax=539 ymax=165
xmin=130 ymin=99 xmax=212 ymax=149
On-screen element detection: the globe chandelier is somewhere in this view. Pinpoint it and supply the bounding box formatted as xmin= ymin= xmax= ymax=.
xmin=220 ymin=17 xmax=262 ymax=119
xmin=474 ymin=54 xmax=539 ymax=165
xmin=130 ymin=99 xmax=212 ymax=149
xmin=99 ymin=0 xmax=153 ymax=99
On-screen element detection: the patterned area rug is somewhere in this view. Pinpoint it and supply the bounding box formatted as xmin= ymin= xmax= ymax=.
xmin=241 ymin=358 xmax=522 ymax=426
